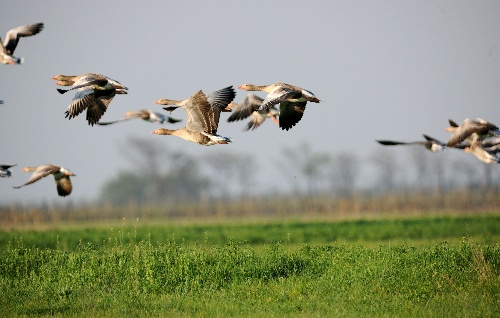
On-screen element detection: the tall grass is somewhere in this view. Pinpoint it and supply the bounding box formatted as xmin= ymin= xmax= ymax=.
xmin=0 ymin=214 xmax=499 ymax=252
xmin=0 ymin=214 xmax=499 ymax=317
xmin=0 ymin=236 xmax=499 ymax=317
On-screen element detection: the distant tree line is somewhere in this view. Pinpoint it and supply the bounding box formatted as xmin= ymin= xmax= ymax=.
xmin=99 ymin=137 xmax=500 ymax=206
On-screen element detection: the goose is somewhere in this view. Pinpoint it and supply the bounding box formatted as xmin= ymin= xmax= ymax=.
xmin=155 ymin=86 xmax=235 ymax=114
xmin=13 ymin=164 xmax=76 ymax=196
xmin=376 ymin=134 xmax=446 ymax=153
xmin=446 ymin=118 xmax=500 ymax=147
xmin=462 ymin=141 xmax=500 ymax=164
xmin=151 ymin=88 xmax=234 ymax=146
xmin=237 ymin=83 xmax=320 ymax=130
xmin=54 ymin=73 xmax=128 ymax=126
xmin=227 ymin=93 xmax=280 ymax=131
xmin=0 ymin=164 xmax=16 ymax=177
xmin=1 ymin=23 xmax=43 ymax=64
xmin=97 ymin=109 xmax=181 ymax=125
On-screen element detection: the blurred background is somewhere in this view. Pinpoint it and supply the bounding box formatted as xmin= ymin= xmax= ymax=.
xmin=1 ymin=1 xmax=500 ymax=210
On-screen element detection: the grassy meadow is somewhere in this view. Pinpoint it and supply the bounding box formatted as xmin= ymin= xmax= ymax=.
xmin=0 ymin=210 xmax=499 ymax=317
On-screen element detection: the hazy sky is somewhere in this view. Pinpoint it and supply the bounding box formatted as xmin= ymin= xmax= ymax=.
xmin=2 ymin=1 xmax=500 ymax=203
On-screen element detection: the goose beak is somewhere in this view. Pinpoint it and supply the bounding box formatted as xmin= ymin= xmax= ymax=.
xmin=112 ymin=83 xmax=128 ymax=90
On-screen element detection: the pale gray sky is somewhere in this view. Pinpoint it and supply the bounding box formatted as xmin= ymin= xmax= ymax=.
xmin=1 ymin=1 xmax=500 ymax=203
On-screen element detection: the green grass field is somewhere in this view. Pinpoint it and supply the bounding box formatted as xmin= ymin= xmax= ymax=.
xmin=0 ymin=214 xmax=499 ymax=317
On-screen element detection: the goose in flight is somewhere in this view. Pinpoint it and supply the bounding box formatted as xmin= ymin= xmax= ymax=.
xmin=13 ymin=164 xmax=76 ymax=196
xmin=462 ymin=140 xmax=500 ymax=164
xmin=97 ymin=109 xmax=181 ymax=125
xmin=0 ymin=164 xmax=16 ymax=177
xmin=376 ymin=134 xmax=446 ymax=153
xmin=1 ymin=22 xmax=44 ymax=64
xmin=227 ymin=93 xmax=279 ymax=131
xmin=237 ymin=82 xmax=320 ymax=130
xmin=53 ymin=73 xmax=127 ymax=126
xmin=152 ymin=88 xmax=235 ymax=146
xmin=155 ymin=86 xmax=235 ymax=114
xmin=446 ymin=118 xmax=500 ymax=147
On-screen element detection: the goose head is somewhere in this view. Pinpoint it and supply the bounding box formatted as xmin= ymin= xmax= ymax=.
xmin=60 ymin=167 xmax=76 ymax=176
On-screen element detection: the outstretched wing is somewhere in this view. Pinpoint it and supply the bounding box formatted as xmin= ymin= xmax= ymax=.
xmin=13 ymin=165 xmax=59 ymax=188
xmin=278 ymin=101 xmax=306 ymax=131
xmin=3 ymin=23 xmax=44 ymax=55
xmin=227 ymin=94 xmax=264 ymax=122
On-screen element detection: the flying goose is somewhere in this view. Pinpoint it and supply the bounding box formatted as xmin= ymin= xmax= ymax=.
xmin=446 ymin=118 xmax=500 ymax=147
xmin=155 ymin=86 xmax=235 ymax=113
xmin=151 ymin=88 xmax=235 ymax=146
xmin=97 ymin=109 xmax=181 ymax=125
xmin=462 ymin=140 xmax=500 ymax=164
xmin=237 ymin=83 xmax=320 ymax=130
xmin=53 ymin=73 xmax=128 ymax=126
xmin=1 ymin=23 xmax=44 ymax=64
xmin=227 ymin=93 xmax=280 ymax=131
xmin=376 ymin=134 xmax=447 ymax=153
xmin=13 ymin=164 xmax=76 ymax=196
xmin=0 ymin=164 xmax=16 ymax=177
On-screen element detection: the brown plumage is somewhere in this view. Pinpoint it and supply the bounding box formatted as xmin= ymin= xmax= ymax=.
xmin=446 ymin=118 xmax=500 ymax=147
xmin=237 ymin=83 xmax=320 ymax=130
xmin=53 ymin=73 xmax=128 ymax=125
xmin=13 ymin=164 xmax=76 ymax=197
xmin=376 ymin=134 xmax=446 ymax=153
xmin=1 ymin=23 xmax=44 ymax=64
xmin=227 ymin=94 xmax=280 ymax=131
xmin=152 ymin=87 xmax=235 ymax=146
xmin=97 ymin=109 xmax=181 ymax=125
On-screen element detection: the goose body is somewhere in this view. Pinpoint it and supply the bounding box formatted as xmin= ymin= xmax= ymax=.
xmin=155 ymin=86 xmax=235 ymax=114
xmin=97 ymin=109 xmax=181 ymax=125
xmin=13 ymin=164 xmax=76 ymax=196
xmin=152 ymin=87 xmax=235 ymax=146
xmin=446 ymin=118 xmax=500 ymax=147
xmin=1 ymin=23 xmax=43 ymax=64
xmin=463 ymin=141 xmax=500 ymax=164
xmin=238 ymin=83 xmax=320 ymax=130
xmin=376 ymin=134 xmax=446 ymax=153
xmin=0 ymin=164 xmax=16 ymax=177
xmin=53 ymin=73 xmax=128 ymax=126
xmin=227 ymin=94 xmax=280 ymax=131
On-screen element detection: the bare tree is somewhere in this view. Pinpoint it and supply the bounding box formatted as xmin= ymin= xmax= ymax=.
xmin=330 ymin=152 xmax=359 ymax=197
xmin=118 ymin=137 xmax=168 ymax=204
xmin=371 ymin=148 xmax=399 ymax=193
xmin=100 ymin=136 xmax=211 ymax=205
xmin=203 ymin=151 xmax=257 ymax=198
xmin=407 ymin=147 xmax=433 ymax=191
xmin=281 ymin=143 xmax=331 ymax=195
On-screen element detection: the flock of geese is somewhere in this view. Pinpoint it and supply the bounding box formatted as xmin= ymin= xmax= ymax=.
xmin=1 ymin=22 xmax=322 ymax=197
xmin=377 ymin=118 xmax=500 ymax=164
xmin=2 ymin=22 xmax=498 ymax=198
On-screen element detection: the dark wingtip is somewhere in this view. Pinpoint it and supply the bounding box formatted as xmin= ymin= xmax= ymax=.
xmin=57 ymin=88 xmax=68 ymax=94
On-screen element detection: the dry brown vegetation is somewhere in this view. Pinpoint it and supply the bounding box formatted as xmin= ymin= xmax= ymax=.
xmin=2 ymin=188 xmax=499 ymax=230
